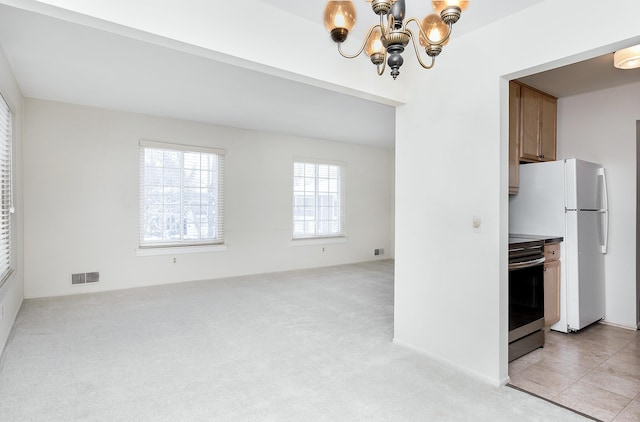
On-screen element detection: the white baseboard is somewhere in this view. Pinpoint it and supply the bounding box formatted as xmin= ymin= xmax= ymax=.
xmin=392 ymin=337 xmax=509 ymax=387
xmin=599 ymin=320 xmax=638 ymax=331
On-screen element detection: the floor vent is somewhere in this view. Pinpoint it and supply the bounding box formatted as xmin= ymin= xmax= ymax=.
xmin=71 ymin=272 xmax=100 ymax=285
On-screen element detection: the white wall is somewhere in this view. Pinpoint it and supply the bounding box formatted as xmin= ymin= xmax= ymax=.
xmin=394 ymin=0 xmax=640 ymax=385
xmin=23 ymin=99 xmax=394 ymax=298
xmin=557 ymin=81 xmax=640 ymax=329
xmin=0 ymin=43 xmax=24 ymax=354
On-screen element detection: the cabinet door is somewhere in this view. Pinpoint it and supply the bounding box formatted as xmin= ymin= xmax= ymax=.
xmin=519 ymin=86 xmax=542 ymax=162
xmin=544 ymin=259 xmax=561 ymax=328
xmin=540 ymin=94 xmax=557 ymax=161
xmin=509 ymin=82 xmax=520 ymax=194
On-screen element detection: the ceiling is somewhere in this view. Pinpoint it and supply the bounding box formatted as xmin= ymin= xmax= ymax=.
xmin=0 ymin=4 xmax=396 ymax=149
xmin=259 ymin=0 xmax=549 ymax=38
xmin=1 ymin=1 xmax=636 ymax=150
xmin=517 ymin=52 xmax=640 ymax=98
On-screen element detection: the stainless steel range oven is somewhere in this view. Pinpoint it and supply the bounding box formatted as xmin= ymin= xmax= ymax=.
xmin=508 ymin=238 xmax=545 ymax=362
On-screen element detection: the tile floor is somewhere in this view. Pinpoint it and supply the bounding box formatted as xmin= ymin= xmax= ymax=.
xmin=509 ymin=323 xmax=640 ymax=422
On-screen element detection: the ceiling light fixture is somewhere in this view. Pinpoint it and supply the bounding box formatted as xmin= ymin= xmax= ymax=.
xmin=614 ymin=44 xmax=640 ymax=70
xmin=324 ymin=0 xmax=468 ymax=80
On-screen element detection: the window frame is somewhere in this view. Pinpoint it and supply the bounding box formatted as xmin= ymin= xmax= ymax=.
xmin=292 ymin=160 xmax=345 ymax=240
xmin=138 ymin=140 xmax=225 ymax=249
xmin=0 ymin=92 xmax=14 ymax=288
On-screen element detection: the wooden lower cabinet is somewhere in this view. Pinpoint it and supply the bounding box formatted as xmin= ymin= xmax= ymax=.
xmin=543 ymin=243 xmax=561 ymax=330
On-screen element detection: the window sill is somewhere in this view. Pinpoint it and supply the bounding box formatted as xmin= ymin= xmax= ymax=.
xmin=136 ymin=244 xmax=227 ymax=256
xmin=290 ymin=237 xmax=347 ymax=247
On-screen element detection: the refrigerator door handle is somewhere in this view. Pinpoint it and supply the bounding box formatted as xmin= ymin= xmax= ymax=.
xmin=597 ymin=168 xmax=608 ymax=254
xmin=597 ymin=167 xmax=608 ymax=210
xmin=601 ymin=210 xmax=609 ymax=254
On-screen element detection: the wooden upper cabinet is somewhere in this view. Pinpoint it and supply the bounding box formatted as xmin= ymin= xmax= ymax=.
xmin=540 ymin=94 xmax=557 ymax=161
xmin=518 ymin=84 xmax=557 ymax=163
xmin=519 ymin=86 xmax=542 ymax=161
xmin=508 ymin=81 xmax=557 ymax=195
xmin=508 ymin=82 xmax=521 ymax=195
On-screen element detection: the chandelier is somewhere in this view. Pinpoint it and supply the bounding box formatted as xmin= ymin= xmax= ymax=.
xmin=324 ymin=0 xmax=469 ymax=79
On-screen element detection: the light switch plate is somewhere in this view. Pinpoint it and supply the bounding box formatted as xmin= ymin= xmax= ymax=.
xmin=472 ymin=216 xmax=481 ymax=233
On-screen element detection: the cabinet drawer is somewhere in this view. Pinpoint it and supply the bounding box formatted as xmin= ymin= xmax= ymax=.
xmin=544 ymin=243 xmax=560 ymax=261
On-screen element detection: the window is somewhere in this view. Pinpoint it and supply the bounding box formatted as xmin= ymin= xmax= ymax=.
xmin=0 ymin=93 xmax=13 ymax=286
xmin=139 ymin=141 xmax=224 ymax=247
xmin=293 ymin=161 xmax=344 ymax=239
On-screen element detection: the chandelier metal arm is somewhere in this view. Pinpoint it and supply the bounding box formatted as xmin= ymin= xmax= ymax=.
xmin=407 ymin=28 xmax=436 ymax=70
xmin=404 ymin=17 xmax=453 ymax=47
xmin=337 ymin=24 xmax=382 ymax=59
xmin=376 ymin=50 xmax=388 ymax=75
xmin=323 ymin=0 xmax=467 ymax=79
xmin=385 ymin=13 xmax=394 ymax=37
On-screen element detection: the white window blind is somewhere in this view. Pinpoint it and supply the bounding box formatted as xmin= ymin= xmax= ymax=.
xmin=293 ymin=161 xmax=344 ymax=239
xmin=139 ymin=141 xmax=225 ymax=247
xmin=0 ymin=93 xmax=13 ymax=286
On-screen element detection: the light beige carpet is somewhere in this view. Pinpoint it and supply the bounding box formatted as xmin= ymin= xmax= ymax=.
xmin=0 ymin=260 xmax=589 ymax=421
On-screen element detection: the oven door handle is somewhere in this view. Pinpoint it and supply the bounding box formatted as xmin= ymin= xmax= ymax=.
xmin=508 ymin=257 xmax=545 ymax=270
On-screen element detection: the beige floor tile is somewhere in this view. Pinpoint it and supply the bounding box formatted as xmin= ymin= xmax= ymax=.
xmin=544 ymin=332 xmax=613 ymax=357
xmin=533 ymin=357 xmax=595 ymax=380
xmin=546 ymin=334 xmax=615 ymax=359
xmin=613 ymin=348 xmax=640 ymax=367
xmin=582 ymin=324 xmax=638 ymax=343
xmin=544 ymin=332 xmax=573 ymax=346
xmin=601 ymin=355 xmax=640 ymax=379
xmin=545 ymin=331 xmax=585 ymax=348
xmin=554 ymin=381 xmax=632 ymax=422
xmin=516 ymin=365 xmax=576 ymax=393
xmin=556 ymin=334 xmax=614 ymax=357
xmin=509 ymin=323 xmax=640 ymax=421
xmin=613 ymin=399 xmax=640 ymax=422
xmin=575 ymin=335 xmax=632 ymax=355
xmin=553 ymin=396 xmax=617 ymax=422
xmin=508 ymin=348 xmax=544 ymax=375
xmin=581 ymin=367 xmax=640 ymax=399
xmin=550 ymin=334 xmax=613 ymax=356
xmin=509 ymin=324 xmax=640 ymax=422
xmin=507 ymin=359 xmax=532 ymax=377
xmin=620 ymin=336 xmax=640 ymax=353
xmin=508 ymin=375 xmax=558 ymax=401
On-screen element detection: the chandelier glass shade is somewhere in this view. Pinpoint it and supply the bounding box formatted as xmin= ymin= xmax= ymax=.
xmin=324 ymin=0 xmax=469 ymax=79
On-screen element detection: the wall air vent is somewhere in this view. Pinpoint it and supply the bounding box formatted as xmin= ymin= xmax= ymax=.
xmin=86 ymin=272 xmax=99 ymax=283
xmin=71 ymin=272 xmax=100 ymax=285
xmin=71 ymin=273 xmax=85 ymax=285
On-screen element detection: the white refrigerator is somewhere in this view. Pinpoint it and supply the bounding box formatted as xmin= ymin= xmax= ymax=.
xmin=509 ymin=158 xmax=608 ymax=333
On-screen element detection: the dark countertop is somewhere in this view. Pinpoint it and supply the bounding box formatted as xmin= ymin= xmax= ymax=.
xmin=509 ymin=234 xmax=563 ymax=245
